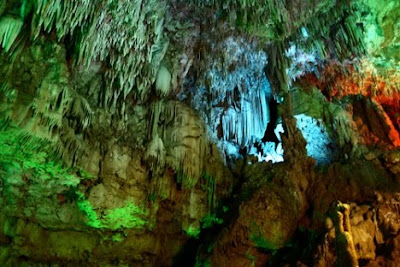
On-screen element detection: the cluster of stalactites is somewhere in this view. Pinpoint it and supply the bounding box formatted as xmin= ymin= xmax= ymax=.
xmin=217 ymin=75 xmax=271 ymax=147
xmin=1 ymin=0 xmax=170 ymax=112
xmin=207 ymin=38 xmax=271 ymax=148
xmin=183 ymin=0 xmax=357 ymax=42
xmin=0 ymin=37 xmax=97 ymax=167
xmin=180 ymin=37 xmax=286 ymax=162
xmin=0 ymin=83 xmax=93 ymax=167
xmin=146 ymin=100 xmax=208 ymax=188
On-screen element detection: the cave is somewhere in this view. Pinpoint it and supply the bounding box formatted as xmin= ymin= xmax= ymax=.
xmin=1 ymin=0 xmax=400 ymax=266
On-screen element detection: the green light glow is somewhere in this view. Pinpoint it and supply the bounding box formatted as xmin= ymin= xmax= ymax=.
xmin=76 ymin=192 xmax=148 ymax=230
xmin=184 ymin=212 xmax=223 ymax=239
xmin=102 ymin=202 xmax=147 ymax=230
xmin=0 ymin=125 xmax=80 ymax=188
xmin=202 ymin=213 xmax=223 ymax=229
xmin=76 ymin=192 xmax=103 ymax=229
xmin=0 ymin=123 xmax=147 ymax=231
xmin=185 ymin=224 xmax=201 ymax=239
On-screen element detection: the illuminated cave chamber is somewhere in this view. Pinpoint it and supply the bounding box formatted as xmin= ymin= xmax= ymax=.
xmin=180 ymin=37 xmax=284 ymax=163
xmin=181 ymin=37 xmax=335 ymax=164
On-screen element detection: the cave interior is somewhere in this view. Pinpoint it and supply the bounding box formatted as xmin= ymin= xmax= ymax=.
xmin=0 ymin=0 xmax=400 ymax=266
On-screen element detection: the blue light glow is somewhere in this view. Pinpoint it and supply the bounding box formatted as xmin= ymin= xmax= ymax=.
xmin=180 ymin=37 xmax=284 ymax=163
xmin=295 ymin=114 xmax=334 ymax=164
xmin=250 ymin=123 xmax=285 ymax=163
xmin=301 ymin=27 xmax=309 ymax=39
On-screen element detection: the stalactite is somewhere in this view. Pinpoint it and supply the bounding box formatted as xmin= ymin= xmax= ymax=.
xmin=147 ymin=100 xmax=208 ymax=188
xmin=0 ymin=16 xmax=23 ymax=52
xmin=2 ymin=0 xmax=171 ymax=113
